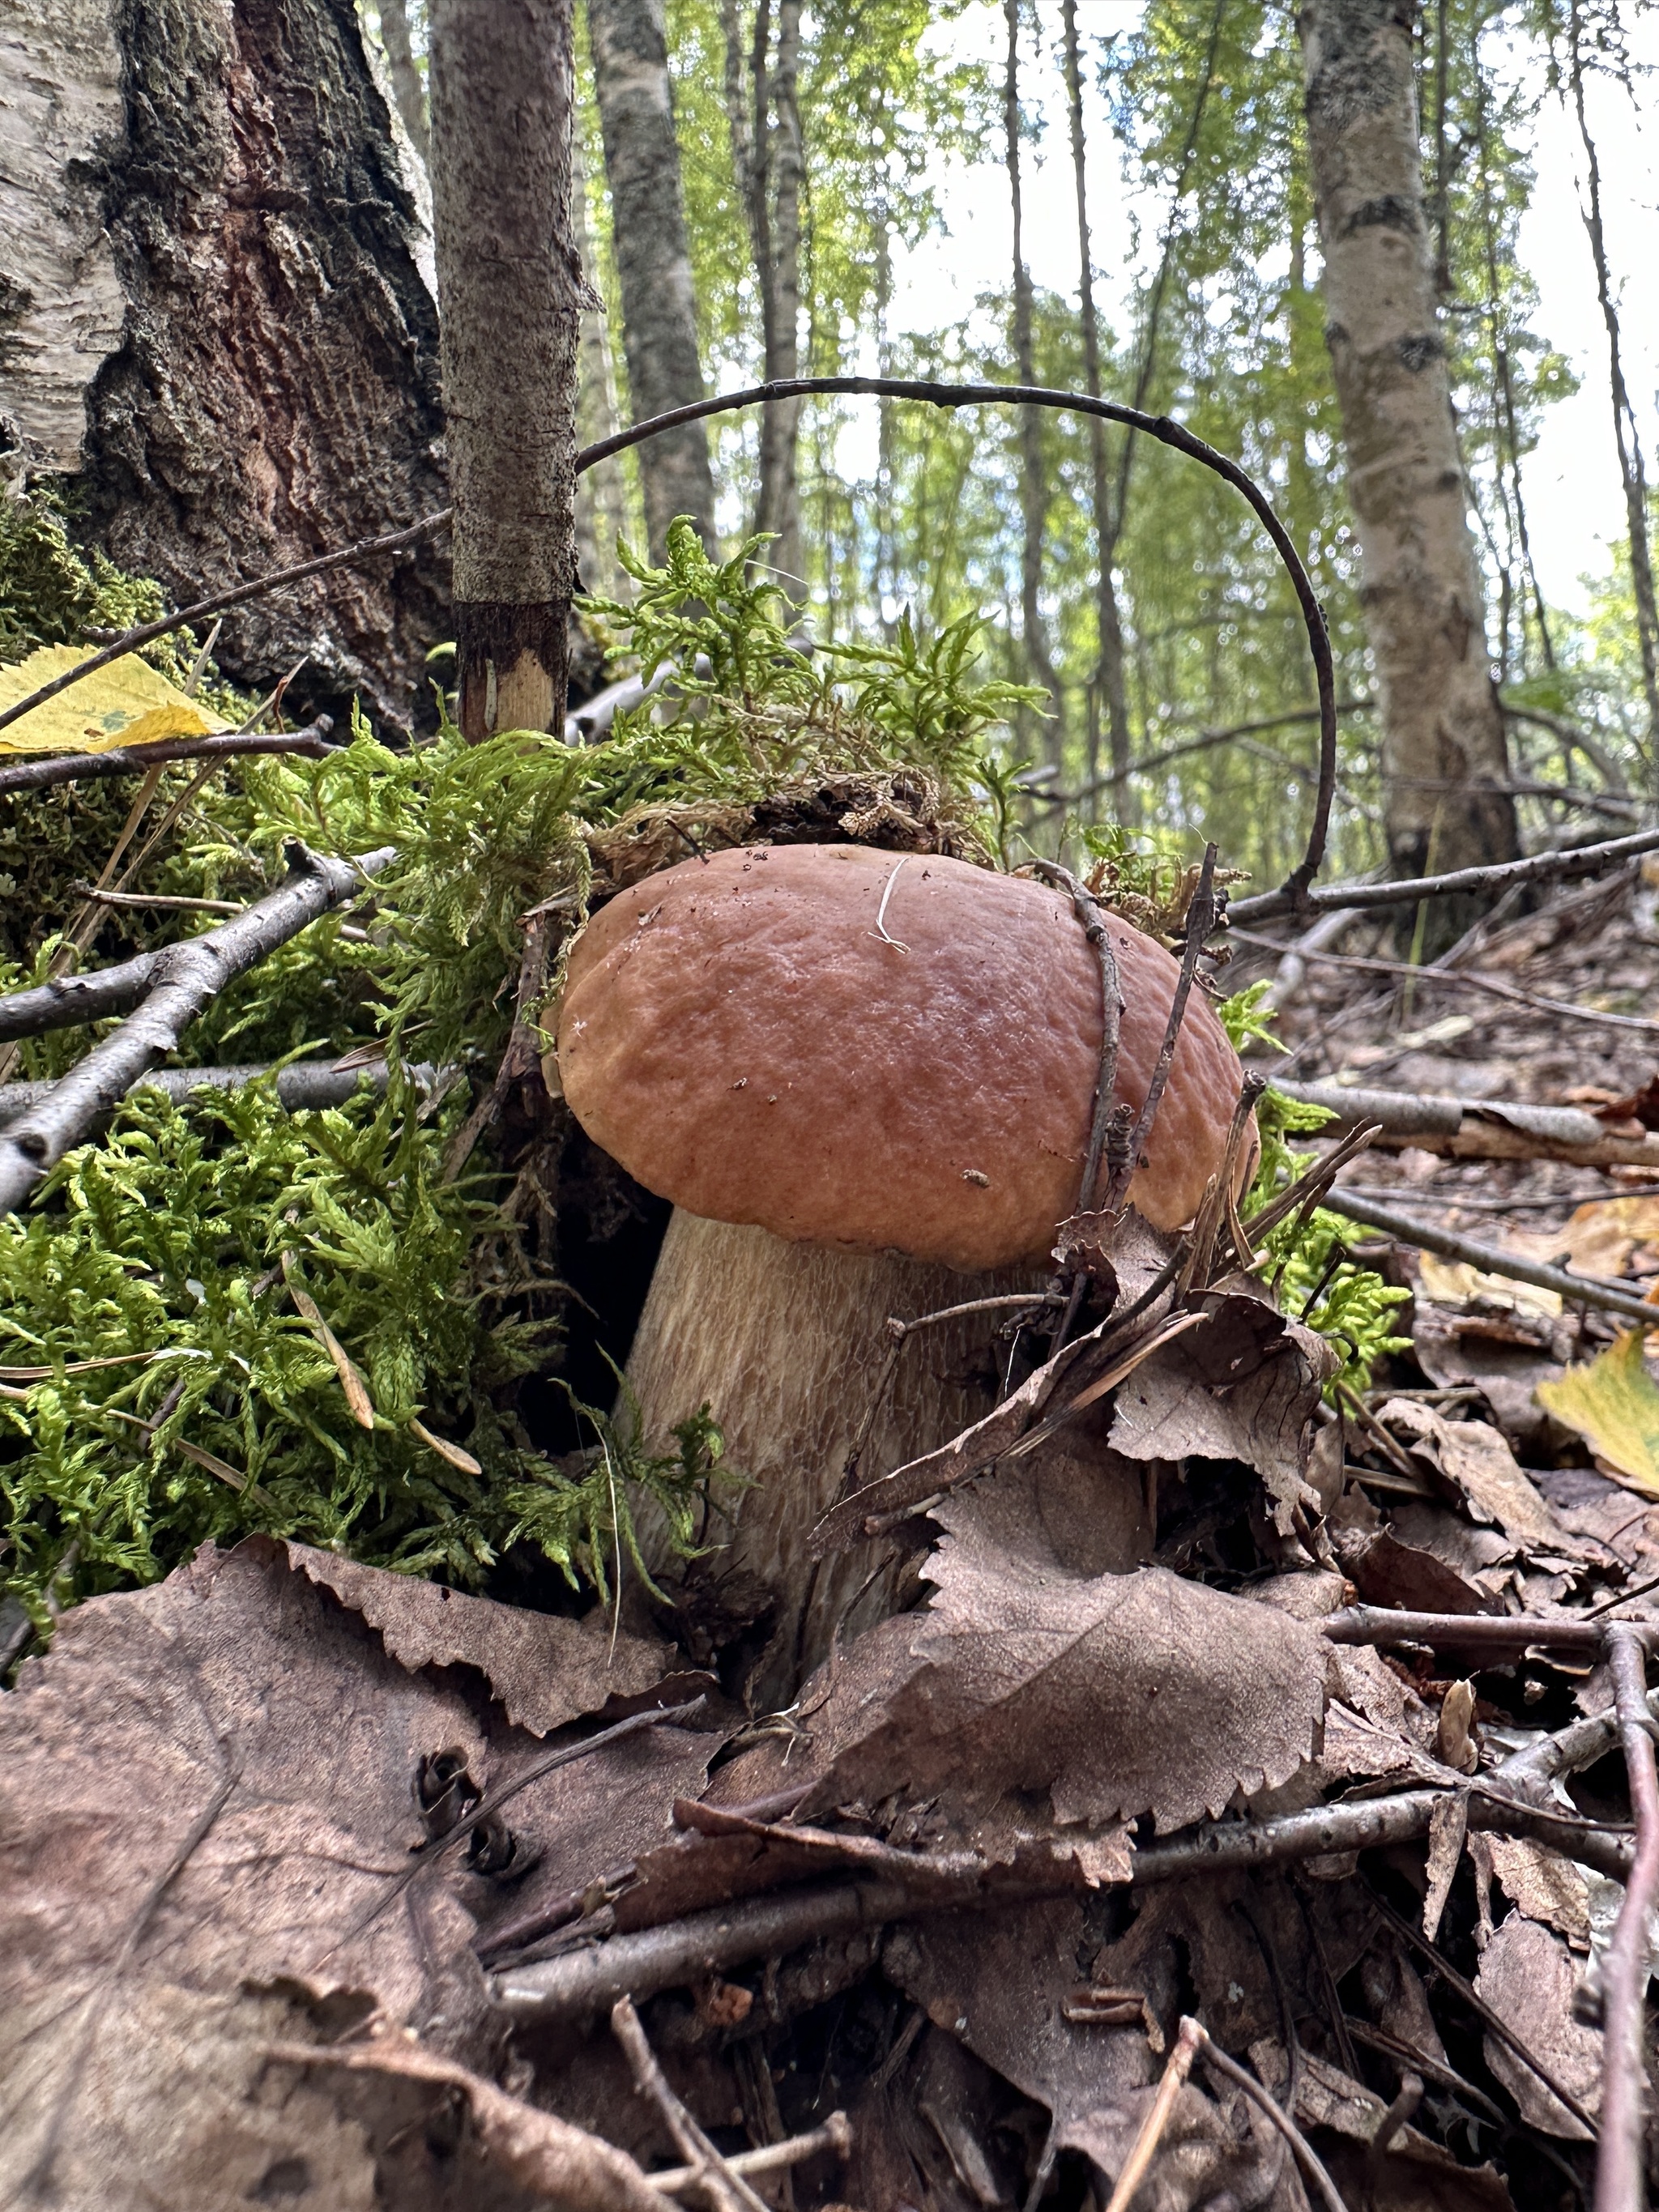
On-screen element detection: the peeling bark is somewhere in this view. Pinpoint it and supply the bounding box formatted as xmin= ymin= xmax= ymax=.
xmin=1 ymin=0 xmax=449 ymax=731
xmin=586 ymin=0 xmax=719 ymax=560
xmin=1299 ymin=0 xmax=1515 ymax=905
xmin=429 ymin=0 xmax=586 ymax=739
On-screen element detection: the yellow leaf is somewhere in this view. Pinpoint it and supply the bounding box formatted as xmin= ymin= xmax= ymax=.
xmin=1537 ymin=1328 xmax=1659 ymax=1496
xmin=1505 ymin=1196 xmax=1659 ymax=1282
xmin=1417 ymin=1252 xmax=1562 ymax=1317
xmin=0 ymin=645 xmax=230 ymax=757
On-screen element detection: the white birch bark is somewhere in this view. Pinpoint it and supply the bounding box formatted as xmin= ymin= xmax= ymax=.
xmin=1299 ymin=0 xmax=1515 ymax=894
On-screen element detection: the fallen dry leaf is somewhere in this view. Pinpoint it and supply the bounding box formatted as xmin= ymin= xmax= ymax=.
xmin=1418 ymin=1254 xmax=1563 ymax=1319
xmin=1256 ymin=2048 xmax=1515 ymax=2212
xmin=0 ymin=644 xmax=232 ymax=755
xmin=0 ymin=1538 xmax=710 ymax=2202
xmin=808 ymin=1451 xmax=1327 ymax=1835
xmin=1107 ymin=1289 xmax=1338 ymax=1533
xmin=1475 ymin=1913 xmax=1602 ymax=2139
xmin=284 ymin=1541 xmax=678 ymax=1736
xmin=1378 ymin=1399 xmax=1594 ymax=1558
xmin=1536 ymin=1328 xmax=1659 ymax=1495
xmin=1469 ymin=1834 xmax=1591 ymax=1948
xmin=268 ymin=2035 xmax=667 ymax=2212
xmin=1503 ymin=1194 xmax=1659 ymax=1279
xmin=0 ymin=1985 xmax=381 ymax=2212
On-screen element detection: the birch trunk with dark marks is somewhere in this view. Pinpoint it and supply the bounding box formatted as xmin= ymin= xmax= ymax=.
xmin=1004 ymin=0 xmax=1063 ymax=765
xmin=586 ymin=0 xmax=719 ymax=559
xmin=428 ymin=0 xmax=586 ymax=740
xmin=0 ymin=0 xmax=447 ymax=732
xmin=1299 ymin=0 xmax=1516 ymax=916
xmin=1060 ymin=0 xmax=1130 ymax=809
xmin=722 ymin=0 xmax=804 ymax=587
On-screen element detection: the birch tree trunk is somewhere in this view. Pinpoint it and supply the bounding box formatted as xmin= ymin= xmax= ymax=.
xmin=1003 ymin=0 xmax=1063 ymax=764
xmin=1299 ymin=0 xmax=1516 ymax=902
xmin=586 ymin=0 xmax=719 ymax=560
xmin=753 ymin=0 xmax=804 ymax=588
xmin=0 ymin=0 xmax=446 ymax=732
xmin=1060 ymin=0 xmax=1130 ymax=809
xmin=571 ymin=120 xmax=628 ymax=603
xmin=722 ymin=0 xmax=804 ymax=587
xmin=428 ymin=0 xmax=586 ymax=740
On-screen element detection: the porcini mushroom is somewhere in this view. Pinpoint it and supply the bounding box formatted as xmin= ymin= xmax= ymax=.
xmin=556 ymin=842 xmax=1250 ymax=1698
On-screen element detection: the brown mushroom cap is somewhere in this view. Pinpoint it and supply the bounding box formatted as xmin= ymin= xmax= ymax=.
xmin=556 ymin=843 xmax=1250 ymax=1270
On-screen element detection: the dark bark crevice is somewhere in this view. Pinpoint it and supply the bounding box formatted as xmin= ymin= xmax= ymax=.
xmin=77 ymin=0 xmax=449 ymax=732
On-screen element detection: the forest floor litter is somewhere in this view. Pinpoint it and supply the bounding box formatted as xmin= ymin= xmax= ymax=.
xmin=7 ymin=834 xmax=1659 ymax=2210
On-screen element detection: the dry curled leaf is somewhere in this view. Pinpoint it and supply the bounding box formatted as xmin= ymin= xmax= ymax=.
xmin=1377 ymin=1399 xmax=1592 ymax=1558
xmin=809 ymin=1454 xmax=1327 ymax=1835
xmin=1107 ymin=1289 xmax=1337 ymax=1533
xmin=283 ymin=1541 xmax=678 ymax=1737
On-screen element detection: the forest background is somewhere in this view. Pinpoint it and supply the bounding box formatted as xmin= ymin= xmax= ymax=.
xmin=356 ymin=0 xmax=1659 ymax=896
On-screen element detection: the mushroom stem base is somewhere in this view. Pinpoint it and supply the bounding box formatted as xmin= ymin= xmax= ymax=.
xmin=622 ymin=1209 xmax=1043 ymax=1707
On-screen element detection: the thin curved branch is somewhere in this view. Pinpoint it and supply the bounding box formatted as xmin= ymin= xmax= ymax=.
xmin=0 ymin=524 xmax=447 ymax=739
xmin=0 ymin=722 xmax=335 ymax=797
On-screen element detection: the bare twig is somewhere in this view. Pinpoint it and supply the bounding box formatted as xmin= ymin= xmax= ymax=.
xmin=0 ymin=722 xmax=335 ymax=796
xmin=582 ymin=377 xmax=1337 ymax=909
xmin=1102 ymin=2015 xmax=1204 ymax=2212
xmin=497 ymin=1784 xmax=1632 ymax=2027
xmin=0 ymin=843 xmax=395 ymax=1215
xmin=646 ymin=2115 xmax=852 ymax=2198
xmin=612 ymin=1997 xmax=771 ymax=2212
xmin=1364 ymin=1886 xmax=1600 ymax=2139
xmin=1023 ymin=860 xmax=1125 ymax=1220
xmin=1111 ymin=843 xmax=1219 ymax=1210
xmin=1322 ymin=1605 xmax=1618 ymax=1655
xmin=70 ymin=885 xmax=246 ymax=914
xmin=1322 ymin=1186 xmax=1659 ymax=1326
xmin=1188 ymin=2023 xmax=1350 ymax=2212
xmin=1595 ymin=1625 xmax=1659 ymax=2212
xmin=1027 ymin=701 xmax=1375 ymax=806
xmin=0 ymin=1058 xmax=422 ymax=1132
xmin=1228 ymin=927 xmax=1659 ymax=1037
xmin=1230 ymin=822 xmax=1659 ymax=926
xmin=1278 ymin=1076 xmax=1659 ymax=1171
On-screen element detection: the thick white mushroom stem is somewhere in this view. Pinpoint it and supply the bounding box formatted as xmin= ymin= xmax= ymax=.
xmin=624 ymin=1209 xmax=1044 ymax=1708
